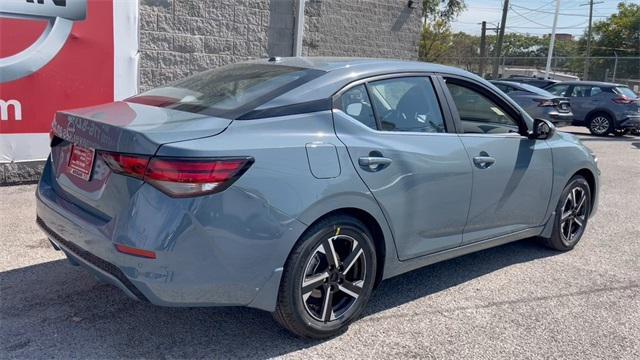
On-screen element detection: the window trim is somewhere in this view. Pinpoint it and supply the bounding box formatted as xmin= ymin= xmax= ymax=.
xmin=332 ymin=72 xmax=457 ymax=135
xmin=436 ymin=75 xmax=529 ymax=136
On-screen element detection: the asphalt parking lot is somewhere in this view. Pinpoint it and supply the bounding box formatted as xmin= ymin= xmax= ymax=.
xmin=1 ymin=126 xmax=639 ymax=359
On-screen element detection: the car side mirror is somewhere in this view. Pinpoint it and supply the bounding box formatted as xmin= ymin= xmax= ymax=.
xmin=529 ymin=118 xmax=555 ymax=140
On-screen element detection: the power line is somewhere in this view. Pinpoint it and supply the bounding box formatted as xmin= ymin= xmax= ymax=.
xmin=511 ymin=4 xmax=608 ymax=17
xmin=509 ymin=7 xmax=589 ymax=29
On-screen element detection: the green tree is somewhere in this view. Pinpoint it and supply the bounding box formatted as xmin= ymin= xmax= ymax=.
xmin=419 ymin=0 xmax=466 ymax=62
xmin=578 ymin=2 xmax=640 ymax=80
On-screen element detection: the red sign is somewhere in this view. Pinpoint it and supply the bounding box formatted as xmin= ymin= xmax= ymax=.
xmin=0 ymin=0 xmax=114 ymax=134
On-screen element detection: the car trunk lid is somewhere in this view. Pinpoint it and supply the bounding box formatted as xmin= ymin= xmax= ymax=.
xmin=48 ymin=102 xmax=232 ymax=219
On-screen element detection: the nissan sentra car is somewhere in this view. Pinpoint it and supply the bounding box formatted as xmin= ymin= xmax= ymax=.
xmin=37 ymin=57 xmax=599 ymax=338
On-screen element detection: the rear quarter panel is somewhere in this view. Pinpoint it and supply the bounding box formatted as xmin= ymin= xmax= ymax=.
xmin=156 ymin=112 xmax=399 ymax=282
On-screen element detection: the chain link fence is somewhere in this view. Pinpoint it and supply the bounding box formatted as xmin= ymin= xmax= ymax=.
xmin=441 ymin=56 xmax=640 ymax=91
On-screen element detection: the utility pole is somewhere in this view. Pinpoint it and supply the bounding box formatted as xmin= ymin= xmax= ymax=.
xmin=479 ymin=22 xmax=499 ymax=78
xmin=491 ymin=0 xmax=509 ymax=79
xmin=612 ymin=51 xmax=618 ymax=82
xmin=582 ymin=1 xmax=603 ymax=80
xmin=479 ymin=21 xmax=487 ymax=77
xmin=544 ymin=0 xmax=561 ymax=79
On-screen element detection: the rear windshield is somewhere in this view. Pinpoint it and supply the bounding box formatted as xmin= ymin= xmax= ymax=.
xmin=515 ymin=83 xmax=555 ymax=97
xmin=127 ymin=63 xmax=325 ymax=119
xmin=614 ymin=86 xmax=638 ymax=98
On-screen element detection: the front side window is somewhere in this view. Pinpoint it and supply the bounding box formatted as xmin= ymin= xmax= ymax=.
xmin=570 ymin=85 xmax=594 ymax=97
xmin=127 ymin=63 xmax=325 ymax=119
xmin=337 ymin=84 xmax=377 ymax=129
xmin=445 ymin=81 xmax=519 ymax=134
xmin=367 ymin=77 xmax=446 ymax=133
xmin=547 ymin=84 xmax=570 ymax=96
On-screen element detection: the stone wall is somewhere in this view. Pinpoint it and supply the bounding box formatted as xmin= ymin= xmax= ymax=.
xmin=138 ymin=0 xmax=295 ymax=91
xmin=303 ymin=0 xmax=422 ymax=60
xmin=139 ymin=0 xmax=422 ymax=91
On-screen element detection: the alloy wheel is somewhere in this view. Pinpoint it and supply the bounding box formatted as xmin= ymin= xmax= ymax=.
xmin=560 ymin=187 xmax=588 ymax=245
xmin=590 ymin=116 xmax=610 ymax=135
xmin=301 ymin=232 xmax=366 ymax=322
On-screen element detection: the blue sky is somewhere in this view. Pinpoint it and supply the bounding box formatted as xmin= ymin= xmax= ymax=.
xmin=450 ymin=0 xmax=624 ymax=37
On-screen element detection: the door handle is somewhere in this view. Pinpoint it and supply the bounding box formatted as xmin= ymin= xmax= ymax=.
xmin=473 ymin=155 xmax=496 ymax=169
xmin=359 ymin=156 xmax=392 ymax=172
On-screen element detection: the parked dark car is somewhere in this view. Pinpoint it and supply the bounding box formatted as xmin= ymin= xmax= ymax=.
xmin=545 ymin=81 xmax=640 ymax=136
xmin=507 ymin=75 xmax=560 ymax=89
xmin=491 ymin=80 xmax=573 ymax=126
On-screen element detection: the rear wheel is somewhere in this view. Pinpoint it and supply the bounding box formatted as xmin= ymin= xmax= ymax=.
xmin=541 ymin=175 xmax=591 ymax=251
xmin=588 ymin=113 xmax=613 ymax=136
xmin=273 ymin=215 xmax=377 ymax=339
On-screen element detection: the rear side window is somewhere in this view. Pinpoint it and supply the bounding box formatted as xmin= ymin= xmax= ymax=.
xmin=338 ymin=85 xmax=377 ymax=129
xmin=615 ymin=86 xmax=638 ymax=98
xmin=127 ymin=63 xmax=324 ymax=119
xmin=368 ymin=77 xmax=446 ymax=133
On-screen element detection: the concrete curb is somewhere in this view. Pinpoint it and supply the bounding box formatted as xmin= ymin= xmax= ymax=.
xmin=0 ymin=161 xmax=45 ymax=186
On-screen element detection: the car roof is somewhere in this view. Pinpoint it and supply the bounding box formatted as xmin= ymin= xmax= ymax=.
xmin=249 ymin=56 xmax=485 ymax=109
xmin=551 ymin=81 xmax=623 ymax=87
xmin=249 ymin=56 xmax=463 ymax=74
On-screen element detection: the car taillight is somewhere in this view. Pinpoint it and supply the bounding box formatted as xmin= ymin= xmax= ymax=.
xmin=100 ymin=152 xmax=149 ymax=179
xmin=99 ymin=152 xmax=253 ymax=197
xmin=613 ymin=97 xmax=635 ymax=105
xmin=145 ymin=157 xmax=252 ymax=197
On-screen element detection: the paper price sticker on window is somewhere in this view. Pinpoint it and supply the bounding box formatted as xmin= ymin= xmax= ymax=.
xmin=490 ymin=107 xmax=505 ymax=116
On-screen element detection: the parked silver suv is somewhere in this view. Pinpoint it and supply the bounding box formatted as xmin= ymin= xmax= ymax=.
xmin=545 ymin=81 xmax=640 ymax=136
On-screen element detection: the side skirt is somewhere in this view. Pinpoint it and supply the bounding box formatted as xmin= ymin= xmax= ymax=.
xmin=383 ymin=226 xmax=544 ymax=280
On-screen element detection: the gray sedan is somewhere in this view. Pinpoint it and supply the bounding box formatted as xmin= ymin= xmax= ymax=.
xmin=491 ymin=80 xmax=573 ymax=126
xmin=36 ymin=58 xmax=599 ymax=338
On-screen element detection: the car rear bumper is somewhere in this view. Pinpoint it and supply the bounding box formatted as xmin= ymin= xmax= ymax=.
xmin=619 ymin=115 xmax=640 ymax=130
xmin=35 ymin=158 xmax=305 ymax=311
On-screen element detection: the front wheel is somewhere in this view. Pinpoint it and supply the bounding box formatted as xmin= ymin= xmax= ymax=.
xmin=273 ymin=215 xmax=377 ymax=338
xmin=541 ymin=175 xmax=591 ymax=251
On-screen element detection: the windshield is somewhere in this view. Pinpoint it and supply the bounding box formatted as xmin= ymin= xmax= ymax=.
xmin=127 ymin=63 xmax=325 ymax=119
xmin=615 ymin=86 xmax=638 ymax=98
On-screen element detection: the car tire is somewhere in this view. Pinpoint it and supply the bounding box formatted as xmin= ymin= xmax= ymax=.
xmin=588 ymin=113 xmax=613 ymax=136
xmin=613 ymin=129 xmax=627 ymax=137
xmin=273 ymin=215 xmax=377 ymax=339
xmin=541 ymin=175 xmax=591 ymax=251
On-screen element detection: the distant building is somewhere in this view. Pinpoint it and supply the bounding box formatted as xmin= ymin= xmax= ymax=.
xmin=544 ymin=33 xmax=574 ymax=41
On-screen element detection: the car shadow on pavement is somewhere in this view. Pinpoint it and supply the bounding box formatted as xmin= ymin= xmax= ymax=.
xmin=0 ymin=239 xmax=558 ymax=359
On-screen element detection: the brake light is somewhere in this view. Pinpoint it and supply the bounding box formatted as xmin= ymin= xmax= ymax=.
xmin=613 ymin=97 xmax=635 ymax=105
xmin=100 ymin=152 xmax=149 ymax=179
xmin=99 ymin=151 xmax=253 ymax=197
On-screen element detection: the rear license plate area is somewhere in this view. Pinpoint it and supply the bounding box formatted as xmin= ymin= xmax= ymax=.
xmin=68 ymin=145 xmax=96 ymax=181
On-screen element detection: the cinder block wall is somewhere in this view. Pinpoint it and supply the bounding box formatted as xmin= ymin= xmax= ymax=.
xmin=139 ymin=0 xmax=295 ymax=91
xmin=138 ymin=0 xmax=422 ymax=91
xmin=303 ymin=0 xmax=422 ymax=59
